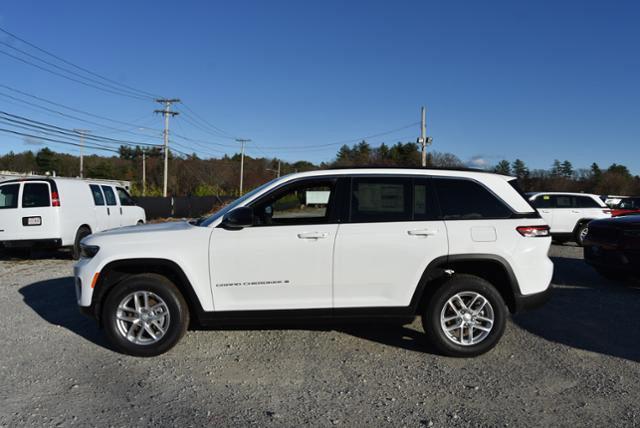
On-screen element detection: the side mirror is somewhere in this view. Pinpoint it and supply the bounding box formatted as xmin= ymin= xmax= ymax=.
xmin=221 ymin=206 xmax=254 ymax=229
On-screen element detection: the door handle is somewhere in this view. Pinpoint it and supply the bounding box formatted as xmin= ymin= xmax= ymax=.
xmin=540 ymin=210 xmax=551 ymax=213
xmin=571 ymin=210 xmax=580 ymax=213
xmin=107 ymin=207 xmax=110 ymax=215
xmin=407 ymin=229 xmax=438 ymax=237
xmin=120 ymin=207 xmax=123 ymax=215
xmin=297 ymin=232 xmax=328 ymax=240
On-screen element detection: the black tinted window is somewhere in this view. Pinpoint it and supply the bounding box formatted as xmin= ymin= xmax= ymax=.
xmin=575 ymin=196 xmax=600 ymax=208
xmin=22 ymin=183 xmax=50 ymax=208
xmin=101 ymin=186 xmax=117 ymax=206
xmin=116 ymin=187 xmax=135 ymax=206
xmin=0 ymin=184 xmax=19 ymax=209
xmin=552 ymin=195 xmax=573 ymax=208
xmin=531 ymin=195 xmax=552 ymax=209
xmin=89 ymin=184 xmax=105 ymax=206
xmin=350 ymin=177 xmax=411 ymax=222
xmin=413 ymin=179 xmax=439 ymax=220
xmin=434 ymin=178 xmax=512 ymax=220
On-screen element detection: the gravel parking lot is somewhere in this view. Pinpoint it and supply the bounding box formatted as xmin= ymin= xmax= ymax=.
xmin=1 ymin=244 xmax=639 ymax=427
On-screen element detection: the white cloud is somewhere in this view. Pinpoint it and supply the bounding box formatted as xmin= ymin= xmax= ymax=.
xmin=467 ymin=155 xmax=490 ymax=168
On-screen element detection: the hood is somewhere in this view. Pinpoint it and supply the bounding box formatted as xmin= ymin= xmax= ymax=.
xmin=90 ymin=220 xmax=195 ymax=238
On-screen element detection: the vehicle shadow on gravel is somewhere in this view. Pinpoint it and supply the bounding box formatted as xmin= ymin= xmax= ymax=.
xmin=0 ymin=248 xmax=72 ymax=261
xmin=513 ymin=256 xmax=640 ymax=362
xmin=18 ymin=277 xmax=110 ymax=350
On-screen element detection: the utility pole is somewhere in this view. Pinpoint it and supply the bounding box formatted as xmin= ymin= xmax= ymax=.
xmin=417 ymin=107 xmax=432 ymax=167
xmin=142 ymin=151 xmax=146 ymax=196
xmin=154 ymin=98 xmax=180 ymax=197
xmin=236 ymin=138 xmax=251 ymax=195
xmin=74 ymin=129 xmax=90 ymax=178
xmin=267 ymin=159 xmax=281 ymax=178
xmin=277 ymin=159 xmax=281 ymax=178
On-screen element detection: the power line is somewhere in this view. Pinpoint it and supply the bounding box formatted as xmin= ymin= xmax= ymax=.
xmin=0 ymin=25 xmax=162 ymax=99
xmin=0 ymin=127 xmax=119 ymax=153
xmin=179 ymin=102 xmax=237 ymax=139
xmin=0 ymin=48 xmax=152 ymax=101
xmin=0 ymin=41 xmax=155 ymax=100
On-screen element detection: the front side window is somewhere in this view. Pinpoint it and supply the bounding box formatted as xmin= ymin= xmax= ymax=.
xmin=253 ymin=180 xmax=335 ymax=226
xmin=350 ymin=177 xmax=411 ymax=222
xmin=0 ymin=184 xmax=20 ymax=209
xmin=89 ymin=184 xmax=105 ymax=206
xmin=434 ymin=178 xmax=512 ymax=220
xmin=101 ymin=185 xmax=117 ymax=206
xmin=22 ymin=183 xmax=50 ymax=208
xmin=531 ymin=195 xmax=552 ymax=209
xmin=116 ymin=187 xmax=135 ymax=206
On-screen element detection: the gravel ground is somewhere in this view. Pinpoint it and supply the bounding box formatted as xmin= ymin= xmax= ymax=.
xmin=0 ymin=244 xmax=639 ymax=427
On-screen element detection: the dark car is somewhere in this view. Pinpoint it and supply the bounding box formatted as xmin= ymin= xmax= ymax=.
xmin=583 ymin=215 xmax=640 ymax=279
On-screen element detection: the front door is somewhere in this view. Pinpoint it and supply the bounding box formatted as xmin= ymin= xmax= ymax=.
xmin=116 ymin=187 xmax=137 ymax=226
xmin=333 ymin=176 xmax=448 ymax=308
xmin=209 ymin=178 xmax=338 ymax=312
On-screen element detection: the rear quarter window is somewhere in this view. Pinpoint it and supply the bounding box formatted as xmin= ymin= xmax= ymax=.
xmin=434 ymin=178 xmax=512 ymax=220
xmin=0 ymin=184 xmax=20 ymax=209
xmin=575 ymin=196 xmax=602 ymax=208
xmin=22 ymin=183 xmax=50 ymax=208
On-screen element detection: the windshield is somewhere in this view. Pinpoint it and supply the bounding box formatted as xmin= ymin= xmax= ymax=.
xmin=199 ymin=179 xmax=279 ymax=227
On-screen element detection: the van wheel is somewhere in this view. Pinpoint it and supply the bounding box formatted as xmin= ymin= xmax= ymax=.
xmin=101 ymin=274 xmax=189 ymax=357
xmin=422 ymin=274 xmax=507 ymax=357
xmin=72 ymin=226 xmax=92 ymax=260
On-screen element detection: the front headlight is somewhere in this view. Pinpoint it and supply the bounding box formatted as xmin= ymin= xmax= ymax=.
xmin=80 ymin=244 xmax=100 ymax=258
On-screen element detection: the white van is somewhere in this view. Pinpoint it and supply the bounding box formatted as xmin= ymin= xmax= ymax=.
xmin=0 ymin=177 xmax=146 ymax=258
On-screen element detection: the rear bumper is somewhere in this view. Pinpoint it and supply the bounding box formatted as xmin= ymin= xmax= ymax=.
xmin=0 ymin=238 xmax=62 ymax=248
xmin=513 ymin=286 xmax=552 ymax=313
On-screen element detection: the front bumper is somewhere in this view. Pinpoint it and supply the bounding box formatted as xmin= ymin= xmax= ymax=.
xmin=513 ymin=286 xmax=552 ymax=313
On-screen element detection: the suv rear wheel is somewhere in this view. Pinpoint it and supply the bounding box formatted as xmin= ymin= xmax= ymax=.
xmin=422 ymin=274 xmax=507 ymax=357
xmin=102 ymin=273 xmax=189 ymax=357
xmin=575 ymin=222 xmax=590 ymax=246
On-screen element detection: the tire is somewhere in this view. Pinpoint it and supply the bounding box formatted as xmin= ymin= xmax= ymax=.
xmin=72 ymin=226 xmax=92 ymax=260
xmin=574 ymin=222 xmax=590 ymax=247
xmin=421 ymin=274 xmax=507 ymax=357
xmin=137 ymin=220 xmax=144 ymax=225
xmin=101 ymin=273 xmax=189 ymax=357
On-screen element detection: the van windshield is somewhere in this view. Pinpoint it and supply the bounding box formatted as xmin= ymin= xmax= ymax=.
xmin=0 ymin=184 xmax=20 ymax=209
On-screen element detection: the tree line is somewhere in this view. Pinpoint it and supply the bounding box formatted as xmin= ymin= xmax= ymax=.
xmin=1 ymin=142 xmax=639 ymax=196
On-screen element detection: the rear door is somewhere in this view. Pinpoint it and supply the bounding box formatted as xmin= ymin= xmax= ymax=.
xmin=332 ymin=176 xmax=448 ymax=308
xmin=0 ymin=182 xmax=22 ymax=240
xmin=115 ymin=187 xmax=137 ymax=226
xmin=549 ymin=195 xmax=580 ymax=233
xmin=100 ymin=185 xmax=121 ymax=228
xmin=19 ymin=181 xmax=57 ymax=240
xmin=89 ymin=184 xmax=109 ymax=232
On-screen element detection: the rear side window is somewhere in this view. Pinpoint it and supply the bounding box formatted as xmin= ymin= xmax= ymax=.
xmin=0 ymin=184 xmax=20 ymax=209
xmin=101 ymin=186 xmax=117 ymax=206
xmin=552 ymin=195 xmax=573 ymax=208
xmin=22 ymin=183 xmax=50 ymax=208
xmin=434 ymin=178 xmax=512 ymax=220
xmin=116 ymin=187 xmax=135 ymax=206
xmin=575 ymin=196 xmax=601 ymax=208
xmin=89 ymin=184 xmax=105 ymax=206
xmin=350 ymin=177 xmax=412 ymax=222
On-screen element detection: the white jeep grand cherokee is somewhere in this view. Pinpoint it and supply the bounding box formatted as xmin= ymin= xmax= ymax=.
xmin=75 ymin=168 xmax=553 ymax=357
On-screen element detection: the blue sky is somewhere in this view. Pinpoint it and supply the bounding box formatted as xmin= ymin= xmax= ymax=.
xmin=0 ymin=0 xmax=639 ymax=172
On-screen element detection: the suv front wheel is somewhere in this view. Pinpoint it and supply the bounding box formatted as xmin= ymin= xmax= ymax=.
xmin=102 ymin=273 xmax=190 ymax=357
xmin=422 ymin=274 xmax=507 ymax=357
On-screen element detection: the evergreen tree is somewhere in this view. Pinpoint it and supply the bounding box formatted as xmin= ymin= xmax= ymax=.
xmin=561 ymin=160 xmax=573 ymax=178
xmin=511 ymin=159 xmax=529 ymax=178
xmin=494 ymin=160 xmax=511 ymax=175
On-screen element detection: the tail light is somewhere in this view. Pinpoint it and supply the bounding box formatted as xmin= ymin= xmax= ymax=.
xmin=51 ymin=191 xmax=60 ymax=207
xmin=516 ymin=225 xmax=550 ymax=237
